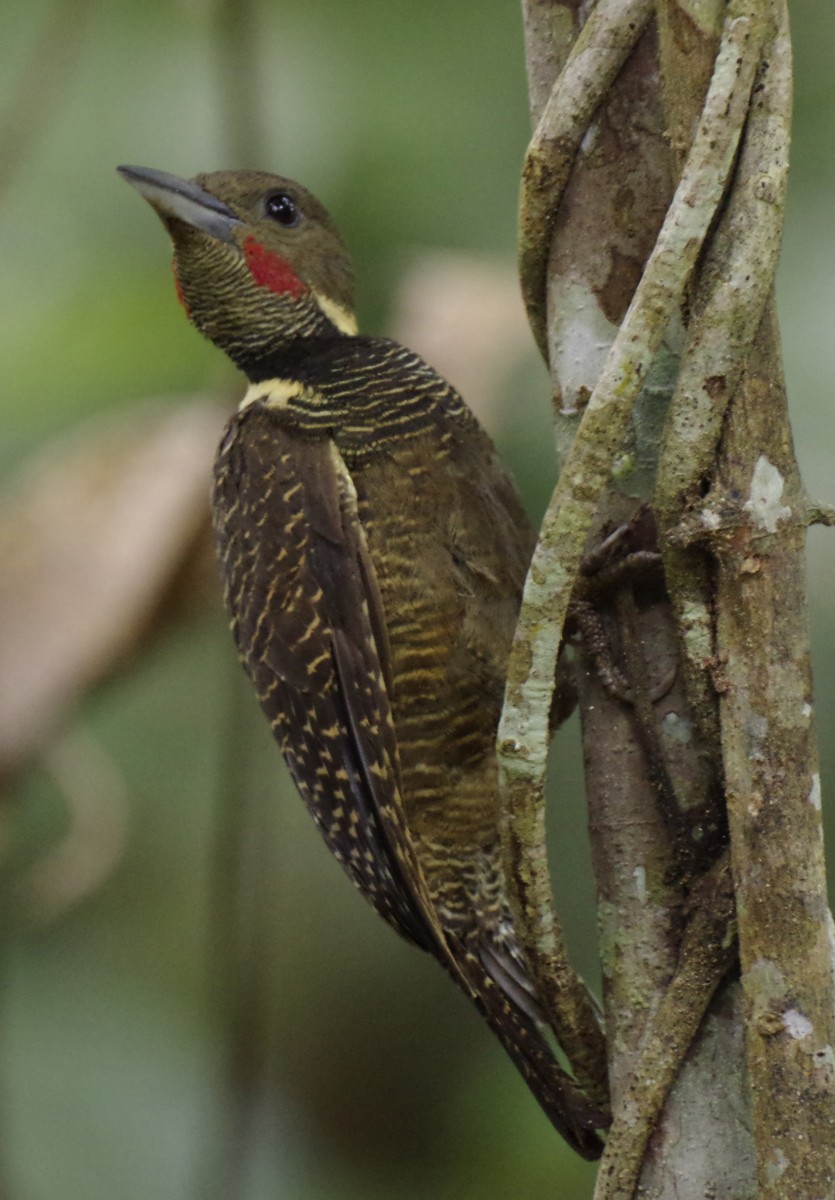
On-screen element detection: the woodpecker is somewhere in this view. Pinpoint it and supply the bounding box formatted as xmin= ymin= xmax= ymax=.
xmin=118 ymin=165 xmax=605 ymax=1157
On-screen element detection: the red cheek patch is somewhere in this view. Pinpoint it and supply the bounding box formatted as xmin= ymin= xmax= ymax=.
xmin=243 ymin=235 xmax=307 ymax=298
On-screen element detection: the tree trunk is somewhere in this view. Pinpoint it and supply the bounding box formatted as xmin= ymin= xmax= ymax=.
xmin=499 ymin=1 xmax=835 ymax=1195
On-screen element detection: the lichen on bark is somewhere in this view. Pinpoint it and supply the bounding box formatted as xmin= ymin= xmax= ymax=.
xmin=501 ymin=0 xmax=835 ymax=1195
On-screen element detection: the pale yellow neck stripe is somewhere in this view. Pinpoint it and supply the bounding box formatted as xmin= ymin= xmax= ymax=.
xmin=238 ymin=295 xmax=357 ymax=412
xmin=239 ymin=378 xmax=304 ymax=411
xmin=315 ymin=291 xmax=358 ymax=335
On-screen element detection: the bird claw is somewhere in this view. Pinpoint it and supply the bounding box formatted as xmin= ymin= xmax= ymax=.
xmin=569 ymin=508 xmax=673 ymax=708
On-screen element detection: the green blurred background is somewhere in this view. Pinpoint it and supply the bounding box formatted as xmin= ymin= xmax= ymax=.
xmin=1 ymin=2 xmax=833 ymax=1198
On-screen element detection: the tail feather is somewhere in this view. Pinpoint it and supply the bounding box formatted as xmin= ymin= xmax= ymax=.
xmin=478 ymin=938 xmax=545 ymax=1025
xmin=452 ymin=938 xmax=608 ymax=1160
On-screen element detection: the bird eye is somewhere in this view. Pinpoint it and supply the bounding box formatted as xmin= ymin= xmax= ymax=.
xmin=265 ymin=192 xmax=301 ymax=227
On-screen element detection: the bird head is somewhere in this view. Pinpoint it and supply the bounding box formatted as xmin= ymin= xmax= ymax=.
xmin=117 ymin=166 xmax=357 ymax=372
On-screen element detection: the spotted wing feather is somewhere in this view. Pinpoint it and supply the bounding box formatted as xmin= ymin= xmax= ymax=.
xmin=213 ymin=404 xmax=441 ymax=951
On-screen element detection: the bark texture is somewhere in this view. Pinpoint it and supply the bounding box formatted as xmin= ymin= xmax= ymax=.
xmin=501 ymin=0 xmax=835 ymax=1195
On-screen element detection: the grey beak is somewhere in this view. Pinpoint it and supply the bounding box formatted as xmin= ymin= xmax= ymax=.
xmin=117 ymin=165 xmax=243 ymax=244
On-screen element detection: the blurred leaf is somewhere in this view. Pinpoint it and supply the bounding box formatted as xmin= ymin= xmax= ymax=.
xmin=0 ymin=399 xmax=223 ymax=778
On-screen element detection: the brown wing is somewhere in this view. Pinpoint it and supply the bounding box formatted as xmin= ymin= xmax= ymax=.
xmin=212 ymin=403 xmax=443 ymax=952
